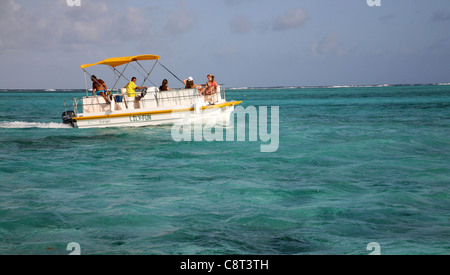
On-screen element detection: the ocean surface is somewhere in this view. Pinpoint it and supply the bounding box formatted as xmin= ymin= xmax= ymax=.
xmin=0 ymin=85 xmax=449 ymax=255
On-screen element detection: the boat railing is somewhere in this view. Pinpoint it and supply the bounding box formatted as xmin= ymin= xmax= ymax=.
xmin=64 ymin=84 xmax=226 ymax=115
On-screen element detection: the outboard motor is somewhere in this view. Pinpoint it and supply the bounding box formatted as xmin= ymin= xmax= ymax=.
xmin=62 ymin=111 xmax=76 ymax=127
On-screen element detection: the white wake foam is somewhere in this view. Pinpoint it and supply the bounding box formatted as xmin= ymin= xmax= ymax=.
xmin=0 ymin=121 xmax=71 ymax=129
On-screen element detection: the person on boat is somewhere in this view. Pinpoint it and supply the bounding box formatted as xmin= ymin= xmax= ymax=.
xmin=125 ymin=77 xmax=148 ymax=100
xmin=91 ymin=75 xmax=111 ymax=103
xmin=183 ymin=77 xmax=202 ymax=89
xmin=160 ymin=79 xmax=170 ymax=91
xmin=202 ymin=74 xmax=218 ymax=95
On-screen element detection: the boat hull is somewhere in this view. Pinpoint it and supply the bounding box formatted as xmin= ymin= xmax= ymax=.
xmin=73 ymin=102 xmax=239 ymax=129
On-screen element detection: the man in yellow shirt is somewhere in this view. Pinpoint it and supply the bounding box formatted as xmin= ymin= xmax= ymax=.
xmin=125 ymin=77 xmax=148 ymax=99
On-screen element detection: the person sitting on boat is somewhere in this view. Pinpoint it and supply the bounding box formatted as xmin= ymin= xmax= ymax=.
xmin=91 ymin=75 xmax=111 ymax=103
xmin=160 ymin=79 xmax=170 ymax=91
xmin=202 ymin=74 xmax=218 ymax=95
xmin=183 ymin=77 xmax=202 ymax=89
xmin=125 ymin=77 xmax=148 ymax=100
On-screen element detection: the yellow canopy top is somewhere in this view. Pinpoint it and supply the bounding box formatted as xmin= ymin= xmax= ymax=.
xmin=80 ymin=54 xmax=160 ymax=69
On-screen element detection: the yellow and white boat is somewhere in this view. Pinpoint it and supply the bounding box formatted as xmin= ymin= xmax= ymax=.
xmin=62 ymin=54 xmax=242 ymax=129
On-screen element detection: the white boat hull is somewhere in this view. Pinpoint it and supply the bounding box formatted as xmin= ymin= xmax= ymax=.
xmin=64 ymin=86 xmax=241 ymax=129
xmin=74 ymin=104 xmax=237 ymax=129
xmin=67 ymin=55 xmax=243 ymax=129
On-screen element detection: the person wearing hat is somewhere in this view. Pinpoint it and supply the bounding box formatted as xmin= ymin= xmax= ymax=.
xmin=183 ymin=77 xmax=202 ymax=89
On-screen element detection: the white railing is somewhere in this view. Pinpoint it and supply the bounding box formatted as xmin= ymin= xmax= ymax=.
xmin=65 ymin=84 xmax=226 ymax=115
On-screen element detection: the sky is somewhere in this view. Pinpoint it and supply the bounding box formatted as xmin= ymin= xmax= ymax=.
xmin=0 ymin=0 xmax=449 ymax=89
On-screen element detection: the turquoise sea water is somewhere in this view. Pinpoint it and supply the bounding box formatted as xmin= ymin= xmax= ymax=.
xmin=0 ymin=85 xmax=449 ymax=255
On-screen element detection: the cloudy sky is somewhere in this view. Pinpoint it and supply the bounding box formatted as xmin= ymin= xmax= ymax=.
xmin=0 ymin=0 xmax=449 ymax=89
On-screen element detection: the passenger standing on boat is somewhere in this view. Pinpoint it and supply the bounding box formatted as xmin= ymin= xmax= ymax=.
xmin=160 ymin=79 xmax=170 ymax=91
xmin=184 ymin=77 xmax=202 ymax=89
xmin=91 ymin=75 xmax=111 ymax=103
xmin=125 ymin=77 xmax=148 ymax=100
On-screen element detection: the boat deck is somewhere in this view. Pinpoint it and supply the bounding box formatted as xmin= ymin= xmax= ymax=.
xmin=65 ymin=85 xmax=226 ymax=116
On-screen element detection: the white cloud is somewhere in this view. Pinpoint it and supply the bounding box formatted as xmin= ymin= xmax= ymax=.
xmin=273 ymin=8 xmax=308 ymax=31
xmin=0 ymin=0 xmax=37 ymax=51
xmin=165 ymin=10 xmax=194 ymax=34
xmin=164 ymin=1 xmax=196 ymax=35
xmin=0 ymin=0 xmax=157 ymax=52
xmin=312 ymin=33 xmax=344 ymax=57
xmin=431 ymin=10 xmax=450 ymax=22
xmin=230 ymin=15 xmax=253 ymax=34
xmin=229 ymin=8 xmax=308 ymax=34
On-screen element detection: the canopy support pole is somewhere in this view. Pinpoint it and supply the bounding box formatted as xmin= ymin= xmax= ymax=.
xmin=83 ymin=70 xmax=89 ymax=97
xmin=109 ymin=63 xmax=130 ymax=92
xmin=159 ymin=62 xmax=184 ymax=85
xmin=135 ymin=59 xmax=158 ymax=87
xmin=82 ymin=69 xmax=109 ymax=96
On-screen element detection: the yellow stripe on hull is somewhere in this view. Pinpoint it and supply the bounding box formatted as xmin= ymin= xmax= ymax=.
xmin=73 ymin=101 xmax=242 ymax=121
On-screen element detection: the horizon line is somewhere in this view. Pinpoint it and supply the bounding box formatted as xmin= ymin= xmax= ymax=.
xmin=1 ymin=82 xmax=449 ymax=91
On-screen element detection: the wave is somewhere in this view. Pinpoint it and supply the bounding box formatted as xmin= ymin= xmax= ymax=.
xmin=227 ymin=83 xmax=450 ymax=90
xmin=0 ymin=121 xmax=71 ymax=129
xmin=228 ymin=87 xmax=249 ymax=90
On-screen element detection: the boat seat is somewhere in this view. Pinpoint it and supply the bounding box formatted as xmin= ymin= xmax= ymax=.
xmin=121 ymin=88 xmax=140 ymax=110
xmin=82 ymin=96 xmax=111 ymax=113
xmin=140 ymin=87 xmax=158 ymax=108
xmin=146 ymin=87 xmax=159 ymax=94
xmin=112 ymin=94 xmax=127 ymax=111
